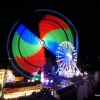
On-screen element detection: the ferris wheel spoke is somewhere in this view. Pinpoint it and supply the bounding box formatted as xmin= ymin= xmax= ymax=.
xmin=59 ymin=62 xmax=64 ymax=67
xmin=56 ymin=51 xmax=64 ymax=55
xmin=56 ymin=58 xmax=64 ymax=62
xmin=61 ymin=44 xmax=66 ymax=52
xmin=56 ymin=55 xmax=64 ymax=58
xmin=61 ymin=62 xmax=65 ymax=69
xmin=59 ymin=44 xmax=62 ymax=50
xmin=62 ymin=44 xmax=67 ymax=53
xmin=57 ymin=52 xmax=64 ymax=56
xmin=58 ymin=46 xmax=64 ymax=53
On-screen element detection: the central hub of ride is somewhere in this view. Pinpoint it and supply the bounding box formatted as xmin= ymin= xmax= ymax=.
xmin=40 ymin=40 xmax=45 ymax=45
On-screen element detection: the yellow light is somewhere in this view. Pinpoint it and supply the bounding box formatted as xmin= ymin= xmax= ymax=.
xmin=3 ymin=84 xmax=42 ymax=99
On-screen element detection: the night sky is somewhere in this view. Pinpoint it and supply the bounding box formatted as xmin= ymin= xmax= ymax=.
xmin=0 ymin=0 xmax=100 ymax=67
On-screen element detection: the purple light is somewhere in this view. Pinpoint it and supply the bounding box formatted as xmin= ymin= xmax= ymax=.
xmin=41 ymin=71 xmax=45 ymax=83
xmin=46 ymin=79 xmax=49 ymax=83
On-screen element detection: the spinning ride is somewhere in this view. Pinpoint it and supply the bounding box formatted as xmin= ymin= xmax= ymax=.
xmin=7 ymin=9 xmax=79 ymax=78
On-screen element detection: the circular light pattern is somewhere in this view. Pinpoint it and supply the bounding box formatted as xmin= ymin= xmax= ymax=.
xmin=56 ymin=41 xmax=80 ymax=78
xmin=56 ymin=41 xmax=77 ymax=68
xmin=7 ymin=9 xmax=79 ymax=78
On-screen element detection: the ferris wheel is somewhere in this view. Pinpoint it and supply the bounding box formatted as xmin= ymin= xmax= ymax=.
xmin=56 ymin=41 xmax=80 ymax=78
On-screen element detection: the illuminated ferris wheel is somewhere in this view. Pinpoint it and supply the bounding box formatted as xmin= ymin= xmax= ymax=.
xmin=56 ymin=41 xmax=80 ymax=78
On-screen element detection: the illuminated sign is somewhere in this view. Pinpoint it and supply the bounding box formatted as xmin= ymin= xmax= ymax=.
xmin=3 ymin=84 xmax=42 ymax=99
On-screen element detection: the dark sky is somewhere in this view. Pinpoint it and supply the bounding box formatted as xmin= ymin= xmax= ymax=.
xmin=0 ymin=0 xmax=100 ymax=61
